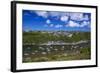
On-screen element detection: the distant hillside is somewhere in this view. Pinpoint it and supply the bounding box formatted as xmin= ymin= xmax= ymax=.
xmin=23 ymin=31 xmax=90 ymax=45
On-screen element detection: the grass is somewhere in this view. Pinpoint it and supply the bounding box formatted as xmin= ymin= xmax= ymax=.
xmin=23 ymin=31 xmax=90 ymax=44
xmin=23 ymin=47 xmax=91 ymax=63
xmin=22 ymin=31 xmax=91 ymax=63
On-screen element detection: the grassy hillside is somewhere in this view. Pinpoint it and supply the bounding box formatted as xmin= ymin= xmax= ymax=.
xmin=23 ymin=31 xmax=90 ymax=44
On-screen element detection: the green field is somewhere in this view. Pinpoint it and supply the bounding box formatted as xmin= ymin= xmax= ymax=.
xmin=23 ymin=31 xmax=90 ymax=44
xmin=22 ymin=31 xmax=91 ymax=63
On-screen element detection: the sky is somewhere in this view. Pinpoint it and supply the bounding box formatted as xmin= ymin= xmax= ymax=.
xmin=22 ymin=10 xmax=91 ymax=32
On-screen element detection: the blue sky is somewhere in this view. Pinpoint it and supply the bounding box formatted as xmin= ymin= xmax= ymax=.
xmin=22 ymin=10 xmax=91 ymax=32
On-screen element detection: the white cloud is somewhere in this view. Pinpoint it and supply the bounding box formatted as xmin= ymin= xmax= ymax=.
xmin=49 ymin=12 xmax=60 ymax=17
xmin=44 ymin=23 xmax=54 ymax=27
xmin=49 ymin=12 xmax=70 ymax=20
xmin=83 ymin=15 xmax=89 ymax=21
xmin=46 ymin=19 xmax=51 ymax=24
xmin=67 ymin=20 xmax=90 ymax=28
xmin=55 ymin=24 xmax=63 ymax=28
xmin=80 ymin=21 xmax=90 ymax=27
xmin=49 ymin=24 xmax=54 ymax=27
xmin=70 ymin=13 xmax=84 ymax=21
xmin=35 ymin=11 xmax=48 ymax=18
xmin=60 ymin=16 xmax=69 ymax=22
xmin=61 ymin=12 xmax=70 ymax=16
xmin=67 ymin=20 xmax=80 ymax=27
xmin=34 ymin=11 xmax=90 ymax=25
